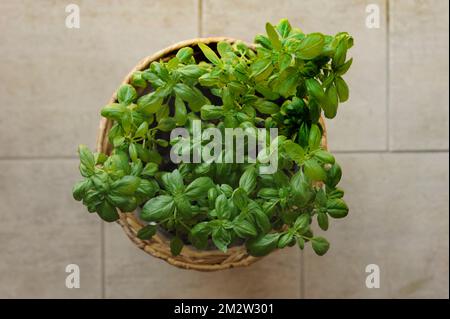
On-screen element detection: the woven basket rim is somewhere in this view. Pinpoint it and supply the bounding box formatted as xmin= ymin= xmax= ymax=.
xmin=96 ymin=37 xmax=328 ymax=271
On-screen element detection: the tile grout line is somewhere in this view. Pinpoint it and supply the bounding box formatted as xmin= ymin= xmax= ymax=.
xmin=299 ymin=250 xmax=305 ymax=299
xmin=101 ymin=222 xmax=105 ymax=299
xmin=197 ymin=0 xmax=203 ymax=37
xmin=386 ymin=0 xmax=391 ymax=152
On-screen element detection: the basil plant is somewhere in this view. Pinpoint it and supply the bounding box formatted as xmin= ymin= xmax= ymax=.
xmin=73 ymin=19 xmax=353 ymax=257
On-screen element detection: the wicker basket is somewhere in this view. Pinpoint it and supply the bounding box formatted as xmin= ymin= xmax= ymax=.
xmin=96 ymin=37 xmax=328 ymax=271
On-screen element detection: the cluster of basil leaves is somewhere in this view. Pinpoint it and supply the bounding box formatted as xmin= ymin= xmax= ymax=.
xmin=73 ymin=19 xmax=352 ymax=257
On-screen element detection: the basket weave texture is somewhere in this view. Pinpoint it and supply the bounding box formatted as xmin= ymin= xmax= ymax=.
xmin=96 ymin=37 xmax=328 ymax=271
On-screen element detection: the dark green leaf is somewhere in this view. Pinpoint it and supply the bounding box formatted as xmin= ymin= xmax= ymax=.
xmin=308 ymin=124 xmax=322 ymax=150
xmin=314 ymin=149 xmax=335 ymax=164
xmin=278 ymin=232 xmax=294 ymax=248
xmin=246 ymin=233 xmax=280 ymax=257
xmin=326 ymin=162 xmax=342 ymax=187
xmin=317 ymin=213 xmax=329 ymax=230
xmin=239 ymin=167 xmax=257 ymax=194
xmin=111 ymin=175 xmax=140 ymax=195
xmin=137 ymin=224 xmax=157 ymax=240
xmin=141 ymin=195 xmax=175 ymax=221
xmin=326 ymin=198 xmax=349 ymax=218
xmin=170 ymin=236 xmax=184 ymax=256
xmin=212 ymin=226 xmax=231 ymax=252
xmin=185 ymin=177 xmax=214 ymax=200
xmin=97 ymin=200 xmax=119 ymax=222
xmin=311 ymin=237 xmax=330 ymax=256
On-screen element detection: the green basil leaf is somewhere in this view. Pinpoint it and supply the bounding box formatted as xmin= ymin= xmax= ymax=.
xmin=101 ymin=103 xmax=127 ymax=121
xmin=317 ymin=213 xmax=329 ymax=231
xmin=308 ymin=124 xmax=322 ymax=150
xmin=265 ymin=22 xmax=282 ymax=50
xmin=332 ymin=40 xmax=347 ymax=69
xmin=294 ymin=214 xmax=311 ymax=233
xmin=305 ymin=78 xmax=325 ymax=101
xmin=278 ymin=232 xmax=294 ymax=248
xmin=97 ymin=200 xmax=119 ymax=222
xmin=157 ymin=117 xmax=176 ymax=132
xmin=304 ymin=159 xmax=326 ymax=181
xmin=137 ymin=92 xmax=163 ymax=114
xmin=254 ymin=99 xmax=280 ymax=114
xmin=297 ymin=33 xmax=324 ymax=60
xmin=185 ymin=177 xmax=214 ymax=200
xmin=232 ymin=187 xmax=248 ymax=210
xmin=326 ymin=162 xmax=342 ymax=188
xmin=136 ymin=179 xmax=159 ymax=198
xmin=129 ymin=143 xmax=138 ymax=163
xmin=290 ymin=171 xmax=314 ymax=205
xmin=335 ymin=76 xmax=349 ymax=102
xmin=277 ymin=18 xmax=292 ymax=38
xmin=215 ymin=194 xmax=231 ymax=219
xmin=141 ymin=195 xmax=175 ymax=221
xmin=257 ymin=188 xmax=279 ymax=200
xmin=72 ymin=179 xmax=92 ymax=201
xmin=311 ymin=236 xmax=330 ymax=256
xmin=326 ymin=198 xmax=349 ymax=218
xmin=137 ymin=224 xmax=157 ymax=240
xmin=297 ymin=236 xmax=305 ymax=250
xmin=201 ymin=104 xmax=224 ymax=120
xmin=161 ymin=170 xmax=185 ymax=195
xmin=134 ymin=122 xmax=148 ymax=139
xmin=190 ymin=222 xmax=210 ymax=250
xmin=239 ymin=167 xmax=257 ymax=194
xmin=212 ymin=226 xmax=231 ymax=252
xmin=254 ymin=34 xmax=272 ymax=49
xmin=176 ymin=47 xmax=193 ymax=63
xmin=170 ymin=236 xmax=184 ymax=256
xmin=283 ymin=140 xmax=305 ymax=163
xmin=117 ymin=84 xmax=137 ymax=105
xmin=323 ymin=84 xmax=339 ymax=119
xmin=335 ymin=57 xmax=353 ymax=76
xmin=233 ymin=218 xmax=257 ymax=238
xmin=131 ymin=71 xmax=147 ymax=88
xmin=198 ymin=43 xmax=222 ymax=65
xmin=252 ymin=207 xmax=271 ymax=233
xmin=246 ymin=233 xmax=280 ymax=257
xmin=141 ymin=162 xmax=159 ymax=177
xmin=314 ymin=149 xmax=335 ymax=164
xmin=78 ymin=145 xmax=95 ymax=171
xmin=111 ymin=175 xmax=141 ymax=195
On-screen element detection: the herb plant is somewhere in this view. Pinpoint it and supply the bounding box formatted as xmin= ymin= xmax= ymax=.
xmin=73 ymin=19 xmax=353 ymax=257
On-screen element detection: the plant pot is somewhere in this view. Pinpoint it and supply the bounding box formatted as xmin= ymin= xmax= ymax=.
xmin=96 ymin=37 xmax=328 ymax=271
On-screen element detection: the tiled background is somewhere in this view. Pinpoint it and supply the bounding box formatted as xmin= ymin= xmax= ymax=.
xmin=0 ymin=0 xmax=448 ymax=298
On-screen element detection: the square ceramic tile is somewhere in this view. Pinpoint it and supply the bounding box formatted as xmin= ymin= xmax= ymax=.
xmin=0 ymin=0 xmax=198 ymax=158
xmin=203 ymin=0 xmax=388 ymax=152
xmin=303 ymin=153 xmax=449 ymax=298
xmin=389 ymin=0 xmax=449 ymax=150
xmin=0 ymin=160 xmax=101 ymax=298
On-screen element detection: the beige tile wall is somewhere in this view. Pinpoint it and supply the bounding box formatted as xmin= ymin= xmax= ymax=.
xmin=0 ymin=0 xmax=448 ymax=298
